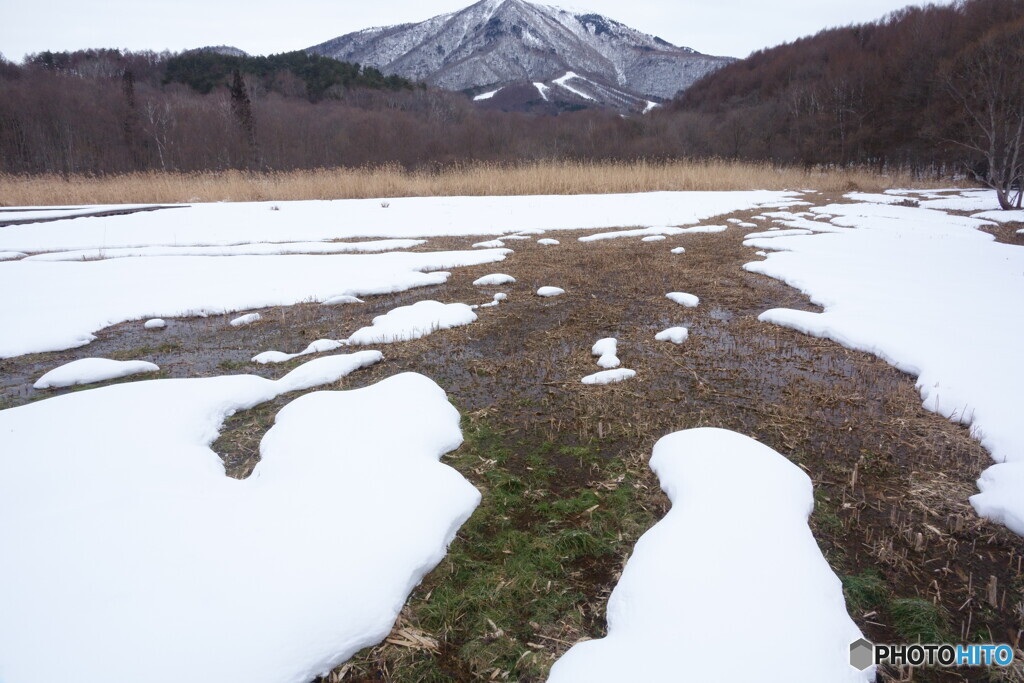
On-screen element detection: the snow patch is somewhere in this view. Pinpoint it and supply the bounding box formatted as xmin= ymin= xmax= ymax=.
xmin=536 ymin=286 xmax=565 ymax=297
xmin=548 ymin=428 xmax=872 ymax=682
xmin=666 ymin=292 xmax=699 ymax=307
xmin=230 ymin=313 xmax=261 ymax=327
xmin=252 ymin=339 xmax=346 ymax=365
xmin=0 ymin=358 xmax=484 ymax=683
xmin=347 ymin=300 xmax=476 ymax=345
xmin=473 ymin=88 xmax=501 ymax=101
xmin=581 ymin=368 xmax=636 ymax=385
xmin=591 ymin=337 xmax=620 ymax=369
xmin=321 ymin=295 xmax=364 ymax=305
xmin=144 ymin=318 xmax=166 ymax=329
xmin=655 ymin=327 xmax=688 ymax=344
xmin=33 ymin=358 xmax=160 ymax=389
xmin=473 ymin=273 xmax=516 ymax=286
xmin=537 ymin=238 xmax=560 ymax=245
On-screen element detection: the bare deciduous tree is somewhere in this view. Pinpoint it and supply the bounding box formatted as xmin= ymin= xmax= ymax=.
xmin=944 ymin=19 xmax=1024 ymax=209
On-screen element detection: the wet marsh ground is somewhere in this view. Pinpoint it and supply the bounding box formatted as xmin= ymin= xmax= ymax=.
xmin=1 ymin=194 xmax=1022 ymax=681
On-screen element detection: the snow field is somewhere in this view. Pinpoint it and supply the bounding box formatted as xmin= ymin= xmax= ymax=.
xmin=0 ymin=192 xmax=801 ymax=254
xmin=33 ymin=358 xmax=160 ymax=389
xmin=549 ymin=428 xmax=872 ymax=682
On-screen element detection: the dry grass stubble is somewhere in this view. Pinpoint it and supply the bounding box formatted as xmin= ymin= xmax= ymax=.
xmin=0 ymin=160 xmax=963 ymax=207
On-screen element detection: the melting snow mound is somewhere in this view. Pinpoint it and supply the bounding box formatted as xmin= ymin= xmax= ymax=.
xmin=473 ymin=273 xmax=516 ymax=286
xmin=581 ymin=369 xmax=635 ymax=385
xmin=0 ymin=358 xmax=482 ymax=683
xmin=144 ymin=318 xmax=166 ymax=329
xmin=347 ymin=300 xmax=477 ymax=345
xmin=548 ymin=428 xmax=872 ymax=683
xmin=230 ymin=313 xmax=261 ymax=327
xmin=666 ymin=292 xmax=699 ymax=307
xmin=591 ymin=338 xmax=620 ymax=369
xmin=536 ymin=287 xmax=565 ymax=297
xmin=33 ymin=358 xmax=160 ymax=389
xmin=655 ymin=327 xmax=688 ymax=344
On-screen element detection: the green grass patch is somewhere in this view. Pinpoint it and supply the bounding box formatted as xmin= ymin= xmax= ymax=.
xmin=889 ymin=597 xmax=949 ymax=643
xmin=842 ymin=569 xmax=890 ymax=613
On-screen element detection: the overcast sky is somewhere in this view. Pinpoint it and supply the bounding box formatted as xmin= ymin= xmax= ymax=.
xmin=1 ymin=0 xmax=949 ymax=63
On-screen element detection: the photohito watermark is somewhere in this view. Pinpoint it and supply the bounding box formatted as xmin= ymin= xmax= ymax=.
xmin=850 ymin=638 xmax=1016 ymax=670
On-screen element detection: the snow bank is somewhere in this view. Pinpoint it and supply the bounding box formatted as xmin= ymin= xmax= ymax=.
xmin=33 ymin=358 xmax=159 ymax=389
xmin=252 ymin=339 xmax=346 ymax=364
xmin=1 ymin=357 xmax=481 ymax=683
xmin=0 ymin=251 xmax=26 ymax=261
xmin=473 ymin=273 xmax=516 ymax=286
xmin=666 ymin=292 xmax=699 ymax=307
xmin=230 ymin=313 xmax=261 ymax=327
xmin=347 ymin=300 xmax=477 ymax=345
xmin=0 ymin=249 xmax=509 ymax=358
xmin=591 ymin=338 xmax=620 ymax=369
xmin=536 ymin=286 xmax=565 ymax=297
xmin=745 ymin=201 xmax=1024 ymax=535
xmin=581 ymin=368 xmax=635 ymax=385
xmin=549 ymin=428 xmax=872 ymax=683
xmin=655 ymin=327 xmax=688 ymax=344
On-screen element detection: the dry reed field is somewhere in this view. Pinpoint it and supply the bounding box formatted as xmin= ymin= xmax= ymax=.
xmin=2 ymin=194 xmax=1018 ymax=682
xmin=0 ymin=160 xmax=962 ymax=206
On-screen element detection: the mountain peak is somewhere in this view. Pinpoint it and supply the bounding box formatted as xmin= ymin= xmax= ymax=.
xmin=307 ymin=1 xmax=731 ymax=108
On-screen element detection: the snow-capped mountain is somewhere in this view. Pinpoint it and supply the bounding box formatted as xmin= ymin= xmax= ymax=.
xmin=307 ymin=0 xmax=731 ymax=111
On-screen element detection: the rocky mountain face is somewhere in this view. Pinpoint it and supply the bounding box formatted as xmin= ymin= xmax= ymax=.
xmin=307 ymin=0 xmax=732 ymax=112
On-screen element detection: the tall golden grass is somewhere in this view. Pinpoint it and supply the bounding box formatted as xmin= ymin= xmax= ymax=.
xmin=0 ymin=160 xmax=961 ymax=206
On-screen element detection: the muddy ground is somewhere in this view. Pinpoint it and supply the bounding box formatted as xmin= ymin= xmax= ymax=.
xmin=1 ymin=194 xmax=1021 ymax=682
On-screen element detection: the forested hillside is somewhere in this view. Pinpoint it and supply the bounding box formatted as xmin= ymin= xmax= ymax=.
xmin=0 ymin=0 xmax=1020 ymax=178
xmin=673 ymin=0 xmax=1024 ymax=170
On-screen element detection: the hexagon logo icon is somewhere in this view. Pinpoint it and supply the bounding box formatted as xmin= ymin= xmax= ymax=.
xmin=850 ymin=638 xmax=874 ymax=670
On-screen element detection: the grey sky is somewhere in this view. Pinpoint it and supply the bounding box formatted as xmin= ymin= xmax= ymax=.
xmin=1 ymin=0 xmax=948 ymax=64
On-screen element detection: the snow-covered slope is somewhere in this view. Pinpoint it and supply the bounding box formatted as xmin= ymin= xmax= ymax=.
xmin=307 ymin=0 xmax=730 ymax=108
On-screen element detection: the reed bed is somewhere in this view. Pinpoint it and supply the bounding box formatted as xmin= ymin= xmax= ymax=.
xmin=0 ymin=160 xmax=962 ymax=207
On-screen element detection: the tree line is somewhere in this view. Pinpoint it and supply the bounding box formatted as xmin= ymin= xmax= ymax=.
xmin=0 ymin=0 xmax=1020 ymax=196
